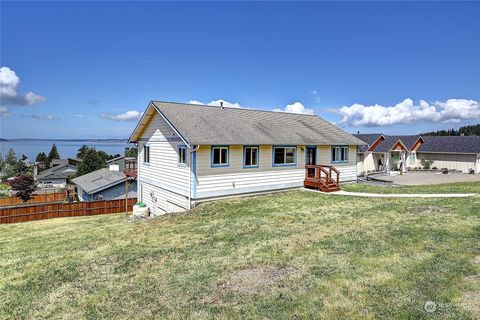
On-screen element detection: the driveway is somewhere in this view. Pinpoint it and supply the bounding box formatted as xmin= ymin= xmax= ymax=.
xmin=370 ymin=172 xmax=480 ymax=186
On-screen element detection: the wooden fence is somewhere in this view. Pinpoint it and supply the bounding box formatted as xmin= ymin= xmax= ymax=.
xmin=0 ymin=198 xmax=137 ymax=224
xmin=0 ymin=192 xmax=66 ymax=207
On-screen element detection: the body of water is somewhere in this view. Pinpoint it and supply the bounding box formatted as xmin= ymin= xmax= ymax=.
xmin=0 ymin=140 xmax=130 ymax=161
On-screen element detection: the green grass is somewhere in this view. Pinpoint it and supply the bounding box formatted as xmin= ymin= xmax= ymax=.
xmin=1 ymin=184 xmax=479 ymax=319
xmin=342 ymin=181 xmax=480 ymax=194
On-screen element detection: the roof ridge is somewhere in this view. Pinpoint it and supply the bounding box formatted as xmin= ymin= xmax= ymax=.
xmin=152 ymin=100 xmax=321 ymax=117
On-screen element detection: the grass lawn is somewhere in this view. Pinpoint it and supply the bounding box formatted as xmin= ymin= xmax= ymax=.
xmin=1 ymin=184 xmax=479 ymax=319
xmin=342 ymin=181 xmax=480 ymax=194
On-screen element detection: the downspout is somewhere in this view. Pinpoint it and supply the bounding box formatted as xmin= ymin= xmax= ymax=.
xmin=188 ymin=145 xmax=200 ymax=210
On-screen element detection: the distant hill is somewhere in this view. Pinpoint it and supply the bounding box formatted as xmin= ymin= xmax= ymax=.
xmin=421 ymin=124 xmax=480 ymax=136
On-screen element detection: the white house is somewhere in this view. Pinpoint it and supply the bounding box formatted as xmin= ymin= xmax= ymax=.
xmin=355 ymin=134 xmax=480 ymax=174
xmin=128 ymin=101 xmax=365 ymax=215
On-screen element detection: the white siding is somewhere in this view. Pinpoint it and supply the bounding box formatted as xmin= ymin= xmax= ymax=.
xmin=137 ymin=112 xmax=191 ymax=213
xmin=416 ymin=152 xmax=477 ymax=173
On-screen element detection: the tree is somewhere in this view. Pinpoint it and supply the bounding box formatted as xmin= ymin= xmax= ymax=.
xmin=125 ymin=147 xmax=138 ymax=158
xmin=9 ymin=173 xmax=36 ymax=203
xmin=76 ymin=145 xmax=90 ymax=160
xmin=97 ymin=150 xmax=109 ymax=163
xmin=76 ymin=148 xmax=106 ymax=176
xmin=6 ymin=148 xmax=16 ymax=166
xmin=35 ymin=152 xmax=49 ymax=171
xmin=47 ymin=144 xmax=60 ymax=163
xmin=0 ymin=153 xmax=4 ymax=172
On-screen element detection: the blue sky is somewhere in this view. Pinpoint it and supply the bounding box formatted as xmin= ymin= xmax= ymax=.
xmin=1 ymin=1 xmax=479 ymax=139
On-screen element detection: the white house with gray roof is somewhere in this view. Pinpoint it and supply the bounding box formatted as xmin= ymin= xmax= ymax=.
xmin=128 ymin=101 xmax=365 ymax=215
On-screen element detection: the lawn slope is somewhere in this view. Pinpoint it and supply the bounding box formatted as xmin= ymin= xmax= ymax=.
xmin=1 ymin=186 xmax=479 ymax=319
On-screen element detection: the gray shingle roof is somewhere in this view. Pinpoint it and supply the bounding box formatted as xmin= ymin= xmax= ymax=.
xmin=418 ymin=136 xmax=480 ymax=154
xmin=71 ymin=168 xmax=125 ymax=194
xmin=372 ymin=135 xmax=421 ymax=153
xmin=131 ymin=101 xmax=366 ymax=146
xmin=352 ymin=134 xmax=384 ymax=153
xmin=37 ymin=164 xmax=77 ymax=180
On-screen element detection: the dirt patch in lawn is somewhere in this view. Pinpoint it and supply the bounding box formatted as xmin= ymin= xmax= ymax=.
xmin=221 ymin=266 xmax=295 ymax=295
xmin=459 ymin=292 xmax=480 ymax=317
xmin=413 ymin=206 xmax=447 ymax=214
xmin=459 ymin=270 xmax=480 ymax=317
xmin=473 ymin=255 xmax=480 ymax=265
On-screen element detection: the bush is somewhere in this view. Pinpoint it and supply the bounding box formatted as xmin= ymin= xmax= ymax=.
xmin=420 ymin=159 xmax=434 ymax=169
xmin=9 ymin=173 xmax=36 ymax=202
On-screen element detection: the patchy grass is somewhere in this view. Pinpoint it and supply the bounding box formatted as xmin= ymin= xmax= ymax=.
xmin=0 ymin=187 xmax=479 ymax=319
xmin=342 ymin=181 xmax=480 ymax=194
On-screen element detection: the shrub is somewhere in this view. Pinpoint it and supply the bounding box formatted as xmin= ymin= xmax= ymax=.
xmin=9 ymin=173 xmax=36 ymax=203
xmin=420 ymin=159 xmax=434 ymax=169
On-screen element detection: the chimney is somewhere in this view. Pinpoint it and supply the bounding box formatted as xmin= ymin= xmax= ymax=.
xmin=220 ymin=101 xmax=224 ymax=109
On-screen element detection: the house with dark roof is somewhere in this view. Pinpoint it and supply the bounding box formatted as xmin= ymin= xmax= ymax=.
xmin=354 ymin=134 xmax=480 ymax=174
xmin=129 ymin=101 xmax=366 ymax=215
xmin=71 ymin=167 xmax=137 ymax=201
xmin=36 ymin=162 xmax=78 ymax=188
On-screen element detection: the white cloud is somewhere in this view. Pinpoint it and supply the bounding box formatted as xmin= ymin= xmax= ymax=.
xmin=335 ymin=98 xmax=480 ymax=127
xmin=0 ymin=67 xmax=45 ymax=106
xmin=0 ymin=106 xmax=10 ymax=116
xmin=273 ymin=101 xmax=315 ymax=115
xmin=188 ymin=99 xmax=242 ymax=109
xmin=101 ymin=110 xmax=142 ymax=121
xmin=21 ymin=114 xmax=59 ymax=120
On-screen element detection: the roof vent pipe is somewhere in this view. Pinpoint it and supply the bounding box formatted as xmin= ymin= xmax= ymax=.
xmin=220 ymin=101 xmax=224 ymax=109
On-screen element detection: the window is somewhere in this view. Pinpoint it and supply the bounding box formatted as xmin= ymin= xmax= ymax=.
xmin=178 ymin=146 xmax=187 ymax=165
xmin=143 ymin=145 xmax=150 ymax=163
xmin=211 ymin=146 xmax=229 ymax=167
xmin=244 ymin=146 xmax=259 ymax=168
xmin=273 ymin=147 xmax=296 ymax=166
xmin=331 ymin=146 xmax=349 ymax=163
xmin=409 ymin=152 xmax=416 ymax=165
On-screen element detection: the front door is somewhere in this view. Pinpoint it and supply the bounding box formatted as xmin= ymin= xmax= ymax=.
xmin=306 ymin=146 xmax=317 ymax=165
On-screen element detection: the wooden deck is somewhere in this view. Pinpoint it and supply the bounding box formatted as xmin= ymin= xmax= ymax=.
xmin=304 ymin=165 xmax=340 ymax=192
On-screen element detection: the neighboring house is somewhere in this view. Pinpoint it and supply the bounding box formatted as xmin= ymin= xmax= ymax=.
xmin=106 ymin=156 xmax=136 ymax=172
xmin=417 ymin=136 xmax=480 ymax=173
xmin=36 ymin=163 xmax=78 ymax=188
xmin=128 ymin=100 xmax=365 ymax=215
xmin=71 ymin=167 xmax=137 ymax=201
xmin=355 ymin=134 xmax=480 ymax=174
xmin=51 ymin=158 xmax=81 ymax=167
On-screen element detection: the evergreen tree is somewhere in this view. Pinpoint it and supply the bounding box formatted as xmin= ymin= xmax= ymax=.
xmin=76 ymin=145 xmax=90 ymax=160
xmin=6 ymin=148 xmax=16 ymax=166
xmin=35 ymin=152 xmax=49 ymax=171
xmin=76 ymin=148 xmax=106 ymax=176
xmin=47 ymin=144 xmax=60 ymax=162
xmin=0 ymin=153 xmax=4 ymax=172
xmin=125 ymin=147 xmax=138 ymax=158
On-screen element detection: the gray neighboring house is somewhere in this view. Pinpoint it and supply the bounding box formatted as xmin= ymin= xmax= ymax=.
xmin=36 ymin=163 xmax=78 ymax=188
xmin=71 ymin=167 xmax=137 ymax=201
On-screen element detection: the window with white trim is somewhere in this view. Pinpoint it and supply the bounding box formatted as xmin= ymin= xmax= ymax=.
xmin=409 ymin=152 xmax=416 ymax=165
xmin=178 ymin=146 xmax=187 ymax=165
xmin=331 ymin=146 xmax=349 ymax=163
xmin=212 ymin=146 xmax=229 ymax=166
xmin=143 ymin=145 xmax=150 ymax=163
xmin=273 ymin=147 xmax=296 ymax=165
xmin=244 ymin=146 xmax=259 ymax=167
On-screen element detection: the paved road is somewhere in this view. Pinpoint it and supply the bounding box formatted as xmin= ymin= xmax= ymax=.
xmin=370 ymin=172 xmax=480 ymax=186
